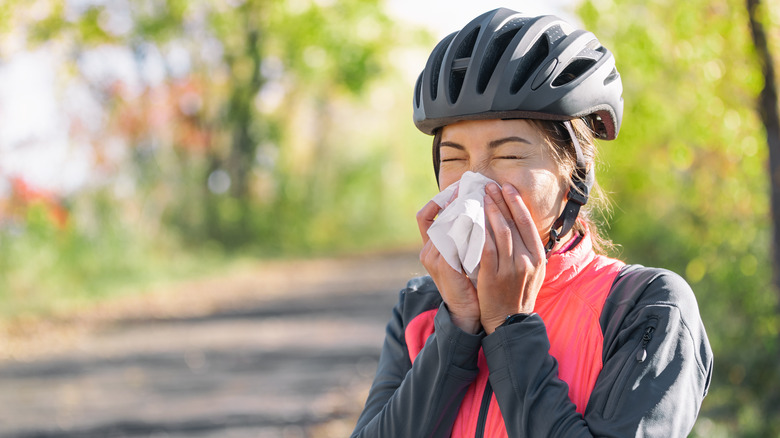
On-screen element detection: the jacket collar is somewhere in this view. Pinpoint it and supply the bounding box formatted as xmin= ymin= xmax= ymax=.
xmin=542 ymin=227 xmax=596 ymax=293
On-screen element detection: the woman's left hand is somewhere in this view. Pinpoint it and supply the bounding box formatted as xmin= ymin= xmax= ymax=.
xmin=477 ymin=182 xmax=546 ymax=334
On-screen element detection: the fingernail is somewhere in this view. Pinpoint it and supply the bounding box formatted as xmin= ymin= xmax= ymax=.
xmin=486 ymin=183 xmax=500 ymax=195
xmin=504 ymin=184 xmax=518 ymax=195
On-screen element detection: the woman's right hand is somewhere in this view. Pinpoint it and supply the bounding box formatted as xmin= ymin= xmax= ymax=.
xmin=417 ymin=200 xmax=482 ymax=334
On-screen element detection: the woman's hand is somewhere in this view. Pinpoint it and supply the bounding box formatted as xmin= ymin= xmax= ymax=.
xmin=417 ymin=199 xmax=482 ymax=334
xmin=477 ymin=183 xmax=546 ymax=334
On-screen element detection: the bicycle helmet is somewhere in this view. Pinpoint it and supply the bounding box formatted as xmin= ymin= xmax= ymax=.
xmin=413 ymin=8 xmax=624 ymax=253
xmin=413 ymin=7 xmax=623 ymax=139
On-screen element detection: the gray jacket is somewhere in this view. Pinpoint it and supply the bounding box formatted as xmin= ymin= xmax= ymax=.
xmin=352 ymin=265 xmax=713 ymax=437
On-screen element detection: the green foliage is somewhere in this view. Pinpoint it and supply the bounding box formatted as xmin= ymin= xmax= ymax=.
xmin=581 ymin=0 xmax=779 ymax=435
xmin=134 ymin=0 xmax=189 ymax=42
xmin=0 ymin=194 xmax=220 ymax=319
xmin=0 ymin=0 xmax=437 ymax=320
xmin=137 ymin=0 xmax=437 ymax=256
xmin=0 ymin=0 xmax=15 ymax=35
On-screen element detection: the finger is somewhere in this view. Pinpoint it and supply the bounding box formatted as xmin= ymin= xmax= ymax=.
xmin=419 ymin=239 xmax=433 ymax=265
xmin=485 ymin=182 xmax=513 ymax=228
xmin=420 ymin=244 xmax=442 ymax=277
xmin=502 ymin=183 xmax=545 ymax=259
xmin=416 ymin=200 xmax=442 ymax=244
xmin=484 ymin=194 xmax=513 ymax=264
xmin=481 ymin=208 xmax=498 ymax=273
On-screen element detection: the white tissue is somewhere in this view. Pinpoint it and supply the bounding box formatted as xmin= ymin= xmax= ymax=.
xmin=427 ymin=171 xmax=498 ymax=280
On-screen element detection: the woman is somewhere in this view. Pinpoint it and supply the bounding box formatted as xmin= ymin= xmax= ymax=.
xmin=352 ymin=8 xmax=712 ymax=437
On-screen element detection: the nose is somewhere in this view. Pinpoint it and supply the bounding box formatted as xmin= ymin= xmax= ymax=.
xmin=469 ymin=160 xmax=499 ymax=183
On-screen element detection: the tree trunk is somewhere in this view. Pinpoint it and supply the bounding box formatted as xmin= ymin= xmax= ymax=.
xmin=747 ymin=0 xmax=780 ymax=295
xmin=228 ymin=24 xmax=264 ymax=202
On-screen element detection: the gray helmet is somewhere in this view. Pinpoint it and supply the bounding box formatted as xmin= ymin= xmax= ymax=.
xmin=413 ymin=8 xmax=623 ymax=140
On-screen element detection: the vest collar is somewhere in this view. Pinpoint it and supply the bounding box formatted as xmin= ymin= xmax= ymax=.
xmin=542 ymin=226 xmax=596 ymax=293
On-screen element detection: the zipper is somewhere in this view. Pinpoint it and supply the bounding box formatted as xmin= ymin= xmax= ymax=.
xmin=636 ymin=326 xmax=655 ymax=362
xmin=474 ymin=380 xmax=492 ymax=438
xmin=603 ymin=317 xmax=659 ymax=418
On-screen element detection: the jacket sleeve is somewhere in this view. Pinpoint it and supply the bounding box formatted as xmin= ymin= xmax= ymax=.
xmin=352 ymin=280 xmax=484 ymax=437
xmin=482 ymin=266 xmax=713 ymax=437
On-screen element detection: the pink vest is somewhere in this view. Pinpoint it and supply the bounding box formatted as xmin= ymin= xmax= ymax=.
xmin=405 ymin=235 xmax=624 ymax=437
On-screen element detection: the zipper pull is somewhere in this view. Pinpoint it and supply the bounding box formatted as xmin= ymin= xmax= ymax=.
xmin=636 ymin=326 xmax=655 ymax=362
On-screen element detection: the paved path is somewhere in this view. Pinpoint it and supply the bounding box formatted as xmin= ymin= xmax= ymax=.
xmin=0 ymin=252 xmax=424 ymax=438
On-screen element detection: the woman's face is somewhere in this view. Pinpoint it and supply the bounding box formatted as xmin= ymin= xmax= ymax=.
xmin=438 ymin=119 xmax=569 ymax=243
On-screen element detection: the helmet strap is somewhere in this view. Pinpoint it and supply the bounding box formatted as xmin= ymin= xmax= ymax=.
xmin=545 ymin=120 xmax=592 ymax=255
xmin=432 ymin=129 xmax=443 ymax=187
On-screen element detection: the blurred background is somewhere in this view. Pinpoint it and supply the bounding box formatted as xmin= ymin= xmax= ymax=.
xmin=0 ymin=0 xmax=778 ymax=436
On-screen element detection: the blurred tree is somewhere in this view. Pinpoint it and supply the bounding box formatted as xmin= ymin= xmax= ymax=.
xmin=4 ymin=0 xmax=416 ymax=252
xmin=580 ymin=0 xmax=779 ymax=435
xmin=0 ymin=0 xmax=435 ymax=314
xmin=747 ymin=0 xmax=780 ymax=298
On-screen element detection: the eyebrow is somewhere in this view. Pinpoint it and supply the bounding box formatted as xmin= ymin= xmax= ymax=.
xmin=489 ymin=136 xmax=532 ymax=148
xmin=440 ymin=136 xmax=532 ymax=150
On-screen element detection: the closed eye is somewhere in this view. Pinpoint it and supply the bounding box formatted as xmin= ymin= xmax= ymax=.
xmin=497 ymin=155 xmax=525 ymax=160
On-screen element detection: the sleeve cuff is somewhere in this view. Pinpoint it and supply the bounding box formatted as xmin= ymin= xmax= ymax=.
xmin=433 ymin=302 xmax=484 ymax=371
xmin=482 ymin=313 xmax=549 ymax=380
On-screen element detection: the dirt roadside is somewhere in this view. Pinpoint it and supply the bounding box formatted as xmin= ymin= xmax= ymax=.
xmin=0 ymin=250 xmax=425 ymax=438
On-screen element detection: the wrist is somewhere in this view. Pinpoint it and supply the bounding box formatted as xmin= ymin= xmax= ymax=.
xmin=499 ymin=313 xmax=530 ymax=327
xmin=484 ymin=313 xmax=530 ymax=335
xmin=451 ymin=315 xmax=482 ymax=334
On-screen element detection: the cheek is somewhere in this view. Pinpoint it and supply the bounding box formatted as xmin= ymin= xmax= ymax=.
xmin=506 ymin=170 xmax=567 ymax=229
xmin=438 ymin=169 xmax=465 ymax=190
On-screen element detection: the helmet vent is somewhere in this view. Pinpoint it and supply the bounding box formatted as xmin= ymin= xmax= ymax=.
xmin=448 ymin=27 xmax=480 ymax=103
xmin=454 ymin=26 xmax=480 ymax=59
xmin=429 ymin=33 xmax=456 ymax=101
xmin=552 ymin=59 xmax=597 ymax=86
xmin=477 ymin=21 xmax=523 ymax=94
xmin=449 ymin=70 xmax=466 ymax=103
xmin=510 ymin=35 xmax=549 ymax=94
xmin=604 ymin=67 xmax=620 ymax=85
